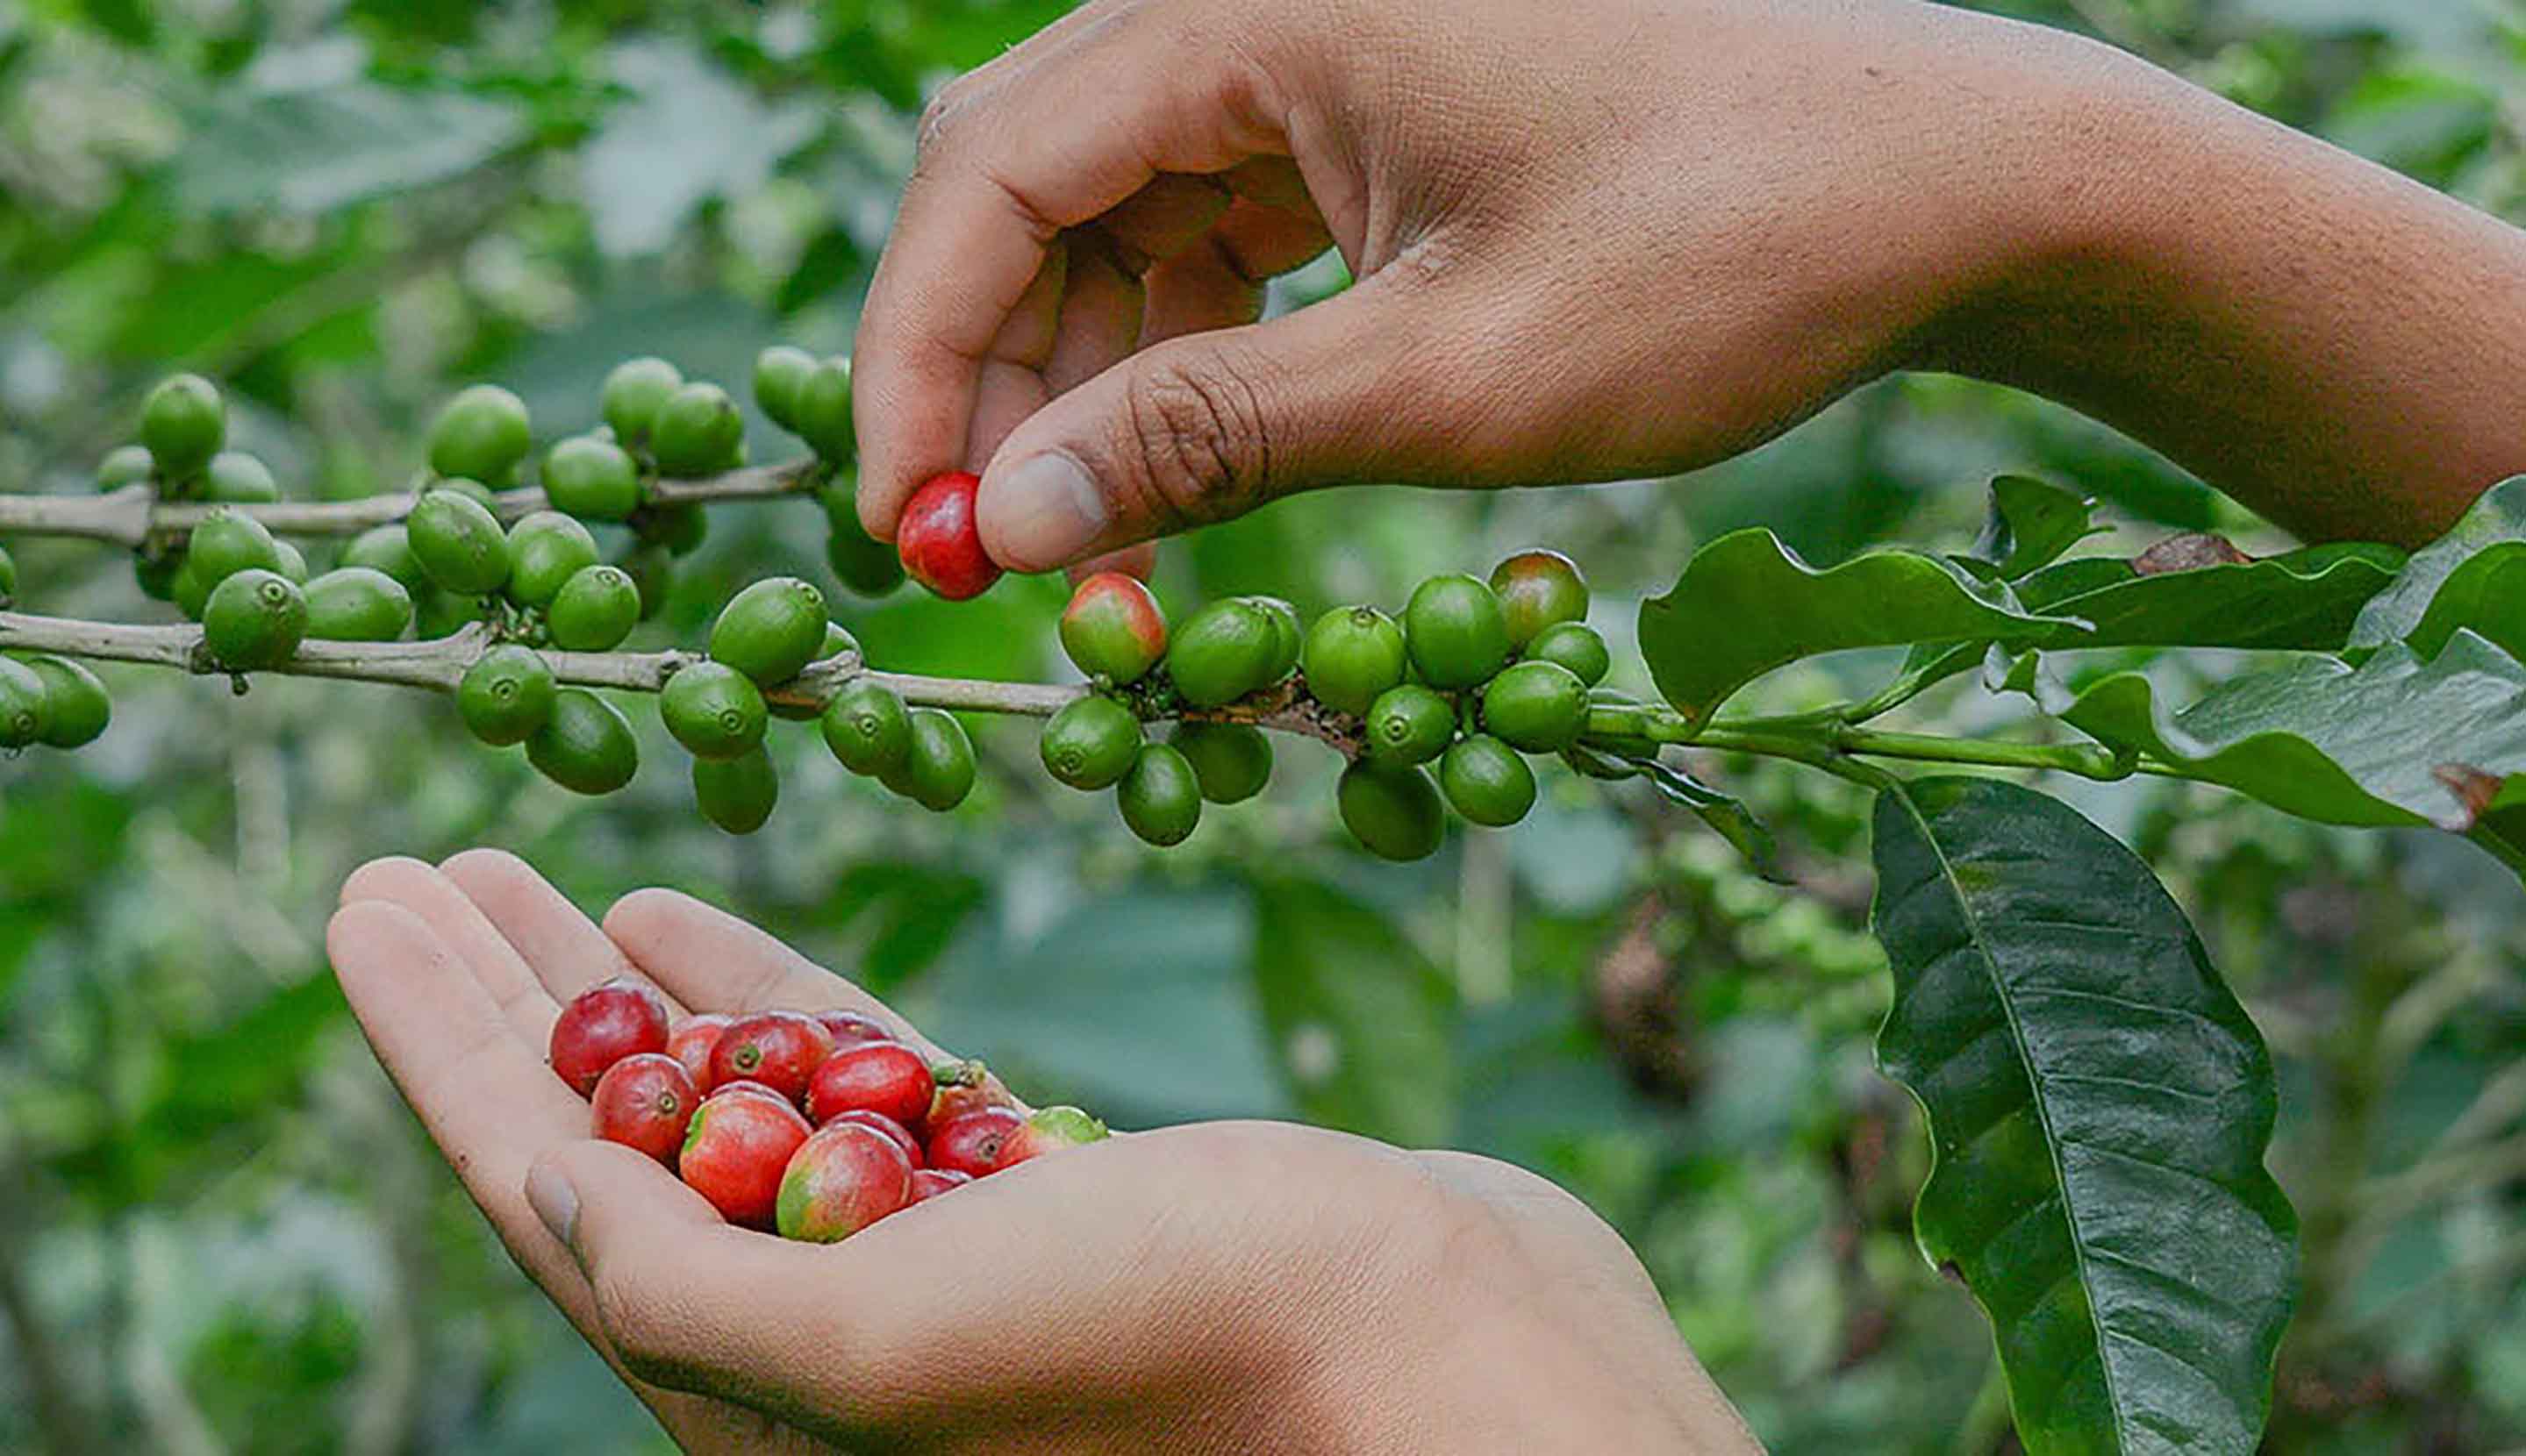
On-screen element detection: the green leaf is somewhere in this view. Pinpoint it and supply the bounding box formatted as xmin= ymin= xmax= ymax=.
xmin=1248 ymin=879 xmax=1456 ymax=1145
xmin=2048 ymin=631 xmax=2526 ymax=830
xmin=2348 ymin=475 xmax=2526 ymax=656
xmin=1639 ymin=531 xmax=2087 ymax=721
xmin=1566 ymin=745 xmax=1786 ymax=881
xmin=1871 ymin=777 xmax=2297 ymax=1455
xmin=2368 ymin=540 xmax=2526 ymax=667
xmin=1972 ymin=475 xmax=2100 ymax=580
xmin=169 ymin=80 xmax=527 ymax=215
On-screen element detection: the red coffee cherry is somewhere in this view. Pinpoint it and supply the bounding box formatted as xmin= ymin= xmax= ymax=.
xmin=705 ymin=1010 xmax=835 ymax=1103
xmin=825 ymin=1110 xmax=924 ymax=1168
xmin=910 ymin=1168 xmax=973 ymax=1203
xmin=927 ymin=1060 xmax=1018 ymax=1127
xmin=927 ymin=1106 xmax=1027 ymax=1179
xmin=666 ymin=1013 xmax=732 ymax=1088
xmin=897 ymin=471 xmax=1001 ymax=601
xmin=1060 ymin=571 xmax=1168 ymax=684
xmin=549 ymin=978 xmax=669 ymax=1096
xmin=775 ymin=1122 xmax=916 ymax=1242
xmin=812 ymin=1009 xmax=895 ymax=1046
xmin=679 ymin=1085 xmax=812 ymax=1229
xmin=590 ymin=1053 xmax=698 ymax=1164
xmin=805 ymin=1041 xmax=934 ymax=1131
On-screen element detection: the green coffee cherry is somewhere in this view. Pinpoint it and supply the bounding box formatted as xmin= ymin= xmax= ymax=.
xmin=796 ymin=356 xmax=855 ymax=461
xmin=1441 ymin=735 xmax=1536 ymax=827
xmin=752 ymin=346 xmax=818 ymax=432
xmin=650 ymin=382 xmax=744 ymax=478
xmin=272 ymin=539 xmax=309 ymax=586
xmin=642 ymin=502 xmax=708 ymax=557
xmin=1117 ymin=742 xmax=1202 ymax=846
xmin=0 ymin=658 xmax=51 ymax=749
xmin=97 ymin=445 xmax=154 ymax=491
xmin=827 ymin=515 xmax=905 ymax=596
xmin=601 ymin=357 xmax=683 ymax=448
xmin=1337 ymin=761 xmax=1445 ymax=862
xmin=428 ymin=384 xmax=533 ymax=486
xmin=887 ymin=709 xmax=976 ymax=810
xmin=140 ymin=374 xmax=225 ymax=480
xmin=132 ymin=551 xmax=181 ymax=602
xmin=1172 ymin=722 xmax=1272 ymax=804
xmin=188 ymin=506 xmax=283 ymax=589
xmin=541 ymin=436 xmax=643 ymax=521
xmin=1300 ymin=605 xmax=1407 ymax=717
xmin=171 ymin=558 xmax=210 ymax=620
xmin=407 ymin=488 xmax=512 ymax=596
xmin=1060 ymin=573 xmax=1168 ymax=685
xmin=770 ymin=622 xmax=859 ymax=722
xmin=1363 ymin=684 xmax=1456 ymax=767
xmin=505 ymin=510 xmax=600 ymax=608
xmin=1039 ymin=696 xmax=1141 ymax=790
xmin=822 ymin=680 xmax=911 ymax=777
xmin=202 ymin=568 xmax=307 ymax=670
xmin=1403 ymin=574 xmax=1510 ymax=689
xmin=0 ymin=544 xmax=16 ymax=605
xmin=621 ymin=544 xmax=675 ymax=619
xmin=1526 ymin=621 xmax=1610 ymax=687
xmin=1487 ymin=549 xmax=1589 ymax=649
xmin=1165 ymin=600 xmax=1278 ymax=708
xmin=22 ymin=656 xmax=110 ymax=749
xmin=1236 ymin=596 xmax=1303 ymax=682
xmin=709 ymin=576 xmax=827 ymax=687
xmin=432 ymin=476 xmax=499 ymax=508
xmin=303 ymin=567 xmax=413 ymax=641
xmin=661 ymin=661 xmax=769 ymax=760
xmin=527 ymin=689 xmax=639 ymax=795
xmin=1481 ymin=660 xmax=1589 ymax=752
xmin=458 ymin=645 xmax=558 ymax=746
xmin=694 ymin=746 xmax=778 ymax=834
xmin=340 ymin=525 xmax=426 ymax=595
xmin=413 ymin=587 xmax=491 ymax=639
xmin=204 ymin=452 xmax=280 ymax=503
xmin=547 ymin=565 xmax=641 ymax=651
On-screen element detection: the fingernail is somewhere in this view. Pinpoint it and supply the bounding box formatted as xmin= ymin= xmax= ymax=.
xmin=526 ymin=1161 xmax=581 ymax=1265
xmin=991 ymin=452 xmax=1108 ymax=568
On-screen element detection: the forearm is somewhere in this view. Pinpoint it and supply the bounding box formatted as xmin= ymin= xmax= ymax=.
xmin=1917 ymin=18 xmax=2526 ymax=546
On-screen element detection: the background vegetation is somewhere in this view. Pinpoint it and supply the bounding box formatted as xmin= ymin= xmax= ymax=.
xmin=2 ymin=1 xmax=2521 ymax=1450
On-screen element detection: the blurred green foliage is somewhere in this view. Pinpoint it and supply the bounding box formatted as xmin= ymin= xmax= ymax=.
xmin=2 ymin=1 xmax=2522 ymax=1450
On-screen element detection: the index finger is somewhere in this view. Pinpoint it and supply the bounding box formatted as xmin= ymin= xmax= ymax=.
xmin=851 ymin=4 xmax=1296 ymax=538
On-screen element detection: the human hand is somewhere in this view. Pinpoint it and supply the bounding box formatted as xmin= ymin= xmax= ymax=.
xmin=329 ymin=851 xmax=1759 ymax=1453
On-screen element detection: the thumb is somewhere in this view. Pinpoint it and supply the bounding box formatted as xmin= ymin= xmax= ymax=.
xmin=975 ymin=283 xmax=1430 ymax=571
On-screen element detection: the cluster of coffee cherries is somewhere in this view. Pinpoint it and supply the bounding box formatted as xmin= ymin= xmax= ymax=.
xmin=1035 ymin=550 xmax=1614 ymax=858
xmin=551 ymin=978 xmax=1107 ymax=1238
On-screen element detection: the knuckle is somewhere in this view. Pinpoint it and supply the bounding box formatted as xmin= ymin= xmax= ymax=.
xmin=1117 ymin=346 xmax=1277 ymax=528
xmin=912 ymin=76 xmax=978 ymax=165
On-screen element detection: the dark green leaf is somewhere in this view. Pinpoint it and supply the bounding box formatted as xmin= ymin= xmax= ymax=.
xmin=1248 ymin=879 xmax=1455 ymax=1145
xmin=2347 ymin=475 xmax=2526 ymax=655
xmin=2373 ymin=542 xmax=2526 ymax=666
xmin=1971 ymin=475 xmax=2099 ymax=579
xmin=1871 ymin=777 xmax=2296 ymax=1455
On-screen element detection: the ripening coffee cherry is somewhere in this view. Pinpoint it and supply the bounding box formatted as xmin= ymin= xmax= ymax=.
xmin=681 ymin=1085 xmax=812 ymax=1230
xmin=504 ymin=510 xmax=600 ymax=608
xmin=927 ymin=1061 xmax=1017 ymax=1126
xmin=590 ymin=1053 xmax=699 ymax=1164
xmin=997 ymin=1105 xmax=1112 ymax=1168
xmin=1299 ymin=605 xmax=1406 ymax=716
xmin=1363 ymin=684 xmax=1456 ymax=767
xmin=0 ymin=659 xmax=54 ymax=749
xmin=709 ymin=576 xmax=828 ymax=686
xmin=1237 ymin=596 xmax=1303 ymax=682
xmin=813 ymin=1010 xmax=896 ymax=1047
xmin=458 ymin=644 xmax=558 ymax=746
xmin=927 ymin=1106 xmax=1027 ymax=1179
xmin=911 ymin=1167 xmax=974 ymax=1203
xmin=188 ymin=506 xmax=283 ymax=589
xmin=1117 ymin=741 xmax=1202 ymax=846
xmin=548 ymin=977 xmax=671 ymax=1096
xmin=668 ymin=1012 xmax=733 ymax=1087
xmin=202 ymin=569 xmax=307 ymax=670
xmin=1166 ymin=600 xmax=1278 ymax=708
xmin=272 ymin=539 xmax=309 ymax=586
xmin=1038 ymin=695 xmax=1141 ymax=790
xmin=827 ymin=512 xmax=907 ymax=596
xmin=887 ymin=709 xmax=977 ymax=810
xmin=428 ymin=384 xmax=533 ymax=486
xmin=1526 ymin=621 xmax=1610 ymax=687
xmin=407 ymin=488 xmax=512 ymax=596
xmin=1488 ymin=548 xmax=1589 ymax=648
xmin=821 ymin=680 xmax=912 ymax=777
xmin=776 ymin=1121 xmax=915 ymax=1242
xmin=1441 ymin=734 xmax=1537 ymax=827
xmin=546 ymin=565 xmax=641 ymax=651
xmin=1060 ymin=571 xmax=1168 ymax=684
xmin=97 ymin=445 xmax=154 ymax=491
xmin=827 ymin=1110 xmax=925 ymax=1167
xmin=1337 ymin=760 xmax=1446 ymax=861
xmin=204 ymin=451 xmax=280 ymax=503
xmin=1404 ymin=574 xmax=1510 ymax=689
xmin=1172 ymin=721 xmax=1273 ymax=803
xmin=752 ymin=345 xmax=818 ymax=432
xmin=526 ymin=689 xmax=639 ymax=794
xmin=22 ymin=656 xmax=111 ymax=749
xmin=140 ymin=374 xmax=225 ymax=480
xmin=303 ymin=567 xmax=413 ymax=642
xmin=707 ymin=1010 xmax=835 ymax=1103
xmin=795 ymin=356 xmax=855 ymax=461
xmin=693 ymin=746 xmax=778 ymax=834
xmin=898 ymin=471 xmax=1002 ymax=600
xmin=1481 ymin=660 xmax=1590 ymax=752
xmin=340 ymin=525 xmax=426 ymax=595
xmin=661 ymin=660 xmax=768 ymax=760
xmin=540 ymin=435 xmax=643 ymax=521
xmin=805 ymin=1040 xmax=935 ymax=1130
xmin=649 ymin=382 xmax=744 ymax=478
xmin=600 ymin=357 xmax=683 ymax=447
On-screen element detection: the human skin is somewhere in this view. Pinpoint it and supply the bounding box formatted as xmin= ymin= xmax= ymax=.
xmin=327 ymin=852 xmax=1759 ymax=1452
xmin=849 ymin=0 xmax=2526 ymax=572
